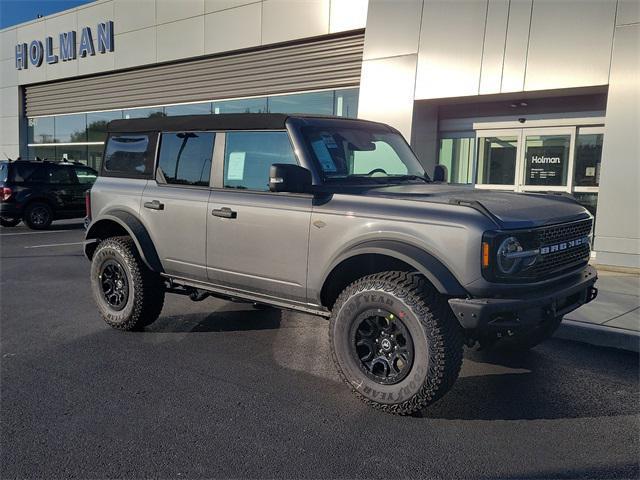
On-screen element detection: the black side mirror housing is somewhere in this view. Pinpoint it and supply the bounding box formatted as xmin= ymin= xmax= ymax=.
xmin=433 ymin=164 xmax=448 ymax=182
xmin=269 ymin=164 xmax=312 ymax=193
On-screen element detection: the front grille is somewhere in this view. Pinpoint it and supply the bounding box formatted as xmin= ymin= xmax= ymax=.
xmin=525 ymin=219 xmax=593 ymax=279
xmin=535 ymin=219 xmax=593 ymax=245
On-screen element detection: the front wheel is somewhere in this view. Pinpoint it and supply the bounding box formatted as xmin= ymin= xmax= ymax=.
xmin=90 ymin=236 xmax=165 ymax=330
xmin=330 ymin=271 xmax=464 ymax=415
xmin=0 ymin=217 xmax=21 ymax=227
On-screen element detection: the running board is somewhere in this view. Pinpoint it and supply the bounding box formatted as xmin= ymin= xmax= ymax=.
xmin=161 ymin=274 xmax=331 ymax=318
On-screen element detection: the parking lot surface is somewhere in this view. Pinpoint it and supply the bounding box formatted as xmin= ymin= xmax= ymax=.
xmin=1 ymin=221 xmax=639 ymax=479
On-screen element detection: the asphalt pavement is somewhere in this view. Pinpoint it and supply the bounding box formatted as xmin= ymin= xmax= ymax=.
xmin=1 ymin=221 xmax=639 ymax=479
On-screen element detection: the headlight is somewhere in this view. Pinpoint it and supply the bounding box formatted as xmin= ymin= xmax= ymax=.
xmin=497 ymin=237 xmax=523 ymax=274
xmin=482 ymin=231 xmax=540 ymax=280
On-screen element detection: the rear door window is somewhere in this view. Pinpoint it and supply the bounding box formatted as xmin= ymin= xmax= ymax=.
xmin=49 ymin=165 xmax=76 ymax=184
xmin=10 ymin=163 xmax=49 ymax=183
xmin=103 ymin=133 xmax=157 ymax=178
xmin=157 ymin=132 xmax=215 ymax=187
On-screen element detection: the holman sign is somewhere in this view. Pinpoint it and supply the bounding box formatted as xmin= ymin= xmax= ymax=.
xmin=15 ymin=21 xmax=114 ymax=70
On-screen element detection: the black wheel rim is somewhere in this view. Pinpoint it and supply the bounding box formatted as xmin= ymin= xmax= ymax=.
xmin=351 ymin=309 xmax=414 ymax=385
xmin=30 ymin=206 xmax=49 ymax=226
xmin=99 ymin=259 xmax=129 ymax=311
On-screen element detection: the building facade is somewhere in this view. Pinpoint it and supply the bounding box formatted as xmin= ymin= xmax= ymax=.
xmin=0 ymin=0 xmax=638 ymax=269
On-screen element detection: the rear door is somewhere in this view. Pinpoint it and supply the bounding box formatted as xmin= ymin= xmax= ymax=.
xmin=139 ymin=131 xmax=215 ymax=281
xmin=47 ymin=165 xmax=78 ymax=214
xmin=206 ymin=131 xmax=312 ymax=303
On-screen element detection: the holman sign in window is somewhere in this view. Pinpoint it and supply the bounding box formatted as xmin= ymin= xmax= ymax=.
xmin=15 ymin=21 xmax=114 ymax=70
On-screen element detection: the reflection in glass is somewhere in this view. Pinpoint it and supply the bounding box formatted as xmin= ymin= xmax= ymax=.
xmin=212 ymin=98 xmax=267 ymax=114
xmin=158 ymin=132 xmax=215 ymax=186
xmin=165 ymin=102 xmax=212 ymax=116
xmin=87 ymin=110 xmax=123 ymax=142
xmin=476 ymin=136 xmax=518 ymax=185
xmin=574 ymin=133 xmax=603 ymax=187
xmin=56 ymin=144 xmax=89 ymax=164
xmin=88 ymin=144 xmax=104 ymax=171
xmin=572 ymin=192 xmax=598 ymax=217
xmin=28 ymin=117 xmax=55 ymax=144
xmin=438 ymin=137 xmax=474 ymax=183
xmin=55 ymin=114 xmax=87 ymax=143
xmin=28 ymin=145 xmax=56 ymax=161
xmin=334 ymin=88 xmax=359 ymax=118
xmin=269 ymin=91 xmax=334 ymax=115
xmin=523 ymin=134 xmax=570 ymax=186
xmin=123 ymin=107 xmax=165 ymax=119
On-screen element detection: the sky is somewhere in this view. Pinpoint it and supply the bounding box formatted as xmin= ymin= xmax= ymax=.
xmin=0 ymin=0 xmax=94 ymax=29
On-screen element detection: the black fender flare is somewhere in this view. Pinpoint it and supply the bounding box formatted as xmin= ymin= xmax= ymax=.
xmin=85 ymin=210 xmax=163 ymax=273
xmin=322 ymin=239 xmax=467 ymax=297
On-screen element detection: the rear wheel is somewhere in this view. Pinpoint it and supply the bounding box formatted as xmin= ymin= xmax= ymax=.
xmin=90 ymin=236 xmax=165 ymax=330
xmin=330 ymin=271 xmax=464 ymax=415
xmin=0 ymin=217 xmax=21 ymax=227
xmin=23 ymin=202 xmax=52 ymax=230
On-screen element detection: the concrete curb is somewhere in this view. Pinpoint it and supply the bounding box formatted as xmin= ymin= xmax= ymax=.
xmin=555 ymin=319 xmax=640 ymax=353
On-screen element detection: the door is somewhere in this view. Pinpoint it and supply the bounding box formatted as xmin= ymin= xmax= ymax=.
xmin=207 ymin=131 xmax=312 ymax=304
xmin=475 ymin=127 xmax=575 ymax=193
xmin=139 ymin=131 xmax=215 ymax=281
xmin=47 ymin=165 xmax=79 ymax=215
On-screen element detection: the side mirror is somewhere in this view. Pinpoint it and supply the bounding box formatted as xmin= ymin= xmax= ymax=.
xmin=433 ymin=164 xmax=448 ymax=182
xmin=269 ymin=164 xmax=312 ymax=193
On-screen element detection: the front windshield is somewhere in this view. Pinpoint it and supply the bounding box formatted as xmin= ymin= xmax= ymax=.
xmin=299 ymin=125 xmax=428 ymax=183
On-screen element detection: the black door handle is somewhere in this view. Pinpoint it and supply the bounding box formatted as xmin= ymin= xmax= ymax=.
xmin=212 ymin=207 xmax=237 ymax=219
xmin=144 ymin=200 xmax=164 ymax=210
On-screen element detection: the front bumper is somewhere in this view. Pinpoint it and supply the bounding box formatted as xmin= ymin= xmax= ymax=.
xmin=448 ymin=265 xmax=598 ymax=331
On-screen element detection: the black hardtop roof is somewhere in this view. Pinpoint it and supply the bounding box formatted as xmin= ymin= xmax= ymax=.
xmin=106 ymin=113 xmax=393 ymax=133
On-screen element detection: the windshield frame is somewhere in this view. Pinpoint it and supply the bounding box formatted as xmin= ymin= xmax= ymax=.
xmin=286 ymin=117 xmax=430 ymax=186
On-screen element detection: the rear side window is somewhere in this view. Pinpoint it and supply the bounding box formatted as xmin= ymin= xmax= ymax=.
xmin=9 ymin=163 xmax=48 ymax=183
xmin=103 ymin=133 xmax=157 ymax=177
xmin=157 ymin=132 xmax=215 ymax=187
xmin=0 ymin=163 xmax=8 ymax=182
xmin=223 ymin=131 xmax=297 ymax=191
xmin=73 ymin=166 xmax=98 ymax=184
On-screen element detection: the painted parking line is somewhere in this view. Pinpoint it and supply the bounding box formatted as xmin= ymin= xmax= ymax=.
xmin=1 ymin=230 xmax=82 ymax=237
xmin=24 ymin=241 xmax=84 ymax=249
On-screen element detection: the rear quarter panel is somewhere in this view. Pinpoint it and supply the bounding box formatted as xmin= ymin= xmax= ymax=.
xmin=90 ymin=177 xmax=148 ymax=220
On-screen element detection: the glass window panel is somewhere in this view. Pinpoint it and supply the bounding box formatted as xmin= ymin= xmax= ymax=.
xmin=438 ymin=137 xmax=474 ymax=184
xmin=212 ymin=98 xmax=267 ymax=114
xmin=87 ymin=110 xmax=123 ymax=142
xmin=0 ymin=163 xmax=7 ymax=182
xmin=352 ymin=142 xmax=408 ymax=175
xmin=49 ymin=165 xmax=76 ymax=184
xmin=73 ymin=166 xmax=98 ymax=184
xmin=28 ymin=117 xmax=54 ymax=144
xmin=224 ymin=132 xmax=297 ymax=191
xmin=165 ymin=102 xmax=212 ymax=116
xmin=334 ymin=88 xmax=359 ymax=118
xmin=572 ymin=192 xmax=598 ymax=218
xmin=157 ymin=132 xmax=215 ymax=187
xmin=123 ymin=107 xmax=165 ymax=119
xmin=476 ymin=136 xmax=518 ymax=185
xmin=28 ymin=145 xmax=56 ymax=161
xmin=57 ymin=144 xmax=88 ymax=164
xmin=10 ymin=162 xmax=49 ymax=183
xmin=574 ymin=133 xmax=603 ymax=187
xmin=88 ymin=144 xmax=104 ymax=171
xmin=523 ymin=134 xmax=570 ymax=186
xmin=104 ymin=134 xmax=154 ymax=176
xmin=55 ymin=114 xmax=87 ymax=143
xmin=268 ymin=91 xmax=334 ymax=115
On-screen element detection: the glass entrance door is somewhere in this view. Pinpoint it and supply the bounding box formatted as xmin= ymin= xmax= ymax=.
xmin=475 ymin=127 xmax=575 ymax=193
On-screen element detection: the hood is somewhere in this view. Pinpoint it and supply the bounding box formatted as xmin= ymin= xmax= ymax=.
xmin=364 ymin=183 xmax=590 ymax=229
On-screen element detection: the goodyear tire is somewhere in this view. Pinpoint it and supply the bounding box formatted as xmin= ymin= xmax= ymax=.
xmin=330 ymin=271 xmax=464 ymax=415
xmin=23 ymin=202 xmax=53 ymax=230
xmin=0 ymin=217 xmax=21 ymax=227
xmin=90 ymin=236 xmax=165 ymax=331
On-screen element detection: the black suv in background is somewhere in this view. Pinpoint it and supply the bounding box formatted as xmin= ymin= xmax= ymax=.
xmin=0 ymin=160 xmax=98 ymax=229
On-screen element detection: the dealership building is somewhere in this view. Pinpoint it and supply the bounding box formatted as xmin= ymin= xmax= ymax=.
xmin=0 ymin=0 xmax=638 ymax=268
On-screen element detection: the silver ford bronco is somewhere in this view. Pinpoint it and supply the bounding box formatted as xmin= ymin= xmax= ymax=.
xmin=84 ymin=113 xmax=598 ymax=414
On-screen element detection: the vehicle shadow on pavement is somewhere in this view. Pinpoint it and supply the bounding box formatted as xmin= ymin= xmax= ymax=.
xmin=417 ymin=340 xmax=639 ymax=421
xmin=146 ymin=306 xmax=282 ymax=333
